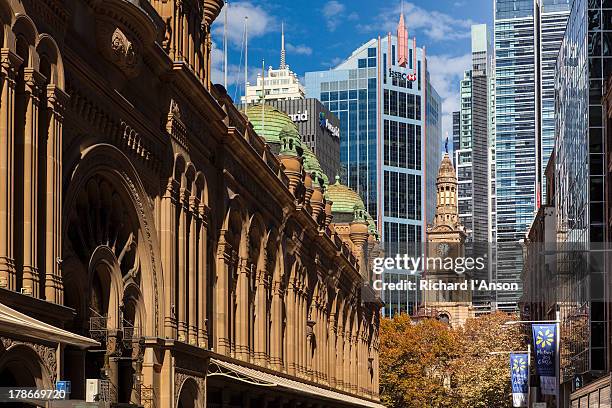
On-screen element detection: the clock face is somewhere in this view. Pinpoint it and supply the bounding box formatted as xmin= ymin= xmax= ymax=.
xmin=436 ymin=243 xmax=450 ymax=257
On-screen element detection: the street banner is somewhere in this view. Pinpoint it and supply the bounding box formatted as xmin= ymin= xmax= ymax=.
xmin=532 ymin=324 xmax=557 ymax=395
xmin=510 ymin=353 xmax=529 ymax=407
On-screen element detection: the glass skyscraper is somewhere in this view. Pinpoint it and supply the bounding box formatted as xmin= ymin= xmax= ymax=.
xmin=305 ymin=15 xmax=442 ymax=316
xmin=494 ymin=0 xmax=570 ymax=311
xmin=555 ymin=0 xmax=609 ymax=393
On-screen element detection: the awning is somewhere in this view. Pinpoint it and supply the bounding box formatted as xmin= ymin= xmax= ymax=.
xmin=0 ymin=302 xmax=99 ymax=349
xmin=208 ymin=358 xmax=385 ymax=408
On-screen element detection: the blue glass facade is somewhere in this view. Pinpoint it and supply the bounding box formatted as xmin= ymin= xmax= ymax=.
xmin=494 ymin=0 xmax=569 ymax=311
xmin=305 ymin=37 xmax=442 ymax=316
xmin=555 ymin=0 xmax=609 ymax=384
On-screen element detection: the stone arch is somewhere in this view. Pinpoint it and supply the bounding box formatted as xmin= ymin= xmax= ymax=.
xmin=35 ymin=34 xmax=64 ymax=89
xmin=247 ymin=213 xmax=266 ymax=271
xmin=63 ymin=143 xmax=164 ymax=337
xmin=174 ymin=153 xmax=186 ymax=182
xmin=12 ymin=14 xmax=39 ymax=69
xmin=222 ymin=196 xmax=248 ymax=258
xmin=0 ymin=343 xmax=53 ymax=388
xmin=183 ymin=162 xmax=196 ymax=193
xmin=194 ymin=171 xmax=208 ymax=206
xmin=88 ymin=245 xmax=124 ymax=331
xmin=176 ymin=376 xmax=201 ymax=408
xmin=0 ymin=0 xmax=13 ymax=49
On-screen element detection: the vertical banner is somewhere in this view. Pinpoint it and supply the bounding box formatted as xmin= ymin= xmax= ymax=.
xmin=532 ymin=324 xmax=557 ymax=395
xmin=510 ymin=353 xmax=529 ymax=407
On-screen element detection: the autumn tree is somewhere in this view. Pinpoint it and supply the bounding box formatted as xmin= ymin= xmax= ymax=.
xmin=379 ymin=314 xmax=459 ymax=408
xmin=451 ymin=312 xmax=525 ymax=408
xmin=380 ymin=312 xmax=525 ymax=408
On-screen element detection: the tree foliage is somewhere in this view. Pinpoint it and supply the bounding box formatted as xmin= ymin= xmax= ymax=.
xmin=380 ymin=312 xmax=526 ymax=408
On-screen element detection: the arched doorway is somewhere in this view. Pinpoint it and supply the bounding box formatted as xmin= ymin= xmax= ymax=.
xmin=177 ymin=377 xmax=201 ymax=408
xmin=0 ymin=345 xmax=51 ymax=407
xmin=61 ymin=145 xmax=162 ymax=405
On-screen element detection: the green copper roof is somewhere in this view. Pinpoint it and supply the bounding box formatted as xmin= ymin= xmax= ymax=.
xmin=302 ymin=144 xmax=328 ymax=188
xmin=325 ymin=176 xmax=366 ymax=214
xmin=278 ymin=123 xmax=302 ymax=157
xmin=244 ymin=104 xmax=297 ymax=145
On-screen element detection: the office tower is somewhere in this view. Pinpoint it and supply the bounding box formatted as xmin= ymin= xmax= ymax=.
xmin=455 ymin=25 xmax=492 ymax=245
xmin=454 ymin=25 xmax=495 ymax=313
xmin=242 ymin=24 xmax=306 ymax=103
xmin=305 ymin=13 xmax=442 ymax=316
xmin=452 ymin=111 xmax=461 ymax=157
xmin=457 ymin=70 xmax=473 ymax=237
xmin=556 ymin=0 xmax=609 ymax=401
xmin=267 ymin=98 xmax=341 ymax=181
xmin=493 ymin=0 xmax=570 ymax=311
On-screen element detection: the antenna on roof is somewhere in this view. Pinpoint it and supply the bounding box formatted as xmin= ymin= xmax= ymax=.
xmin=280 ymin=21 xmax=286 ymax=69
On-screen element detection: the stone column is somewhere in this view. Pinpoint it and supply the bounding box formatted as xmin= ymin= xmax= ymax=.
xmin=177 ymin=188 xmax=189 ymax=341
xmin=214 ymin=234 xmax=232 ymax=355
xmin=286 ymin=284 xmax=296 ymax=375
xmin=328 ymin=313 xmax=336 ymax=387
xmin=0 ymin=49 xmax=20 ymax=290
xmin=44 ymin=85 xmax=67 ymax=303
xmin=160 ymin=179 xmax=178 ymax=339
xmin=197 ymin=205 xmax=209 ymax=348
xmin=305 ymin=315 xmax=315 ymax=380
xmin=254 ymin=256 xmax=268 ymax=365
xmin=270 ymin=280 xmax=283 ymax=370
xmin=188 ymin=196 xmax=198 ymax=344
xmin=21 ymin=68 xmax=42 ymax=297
xmin=235 ymin=256 xmax=250 ymax=360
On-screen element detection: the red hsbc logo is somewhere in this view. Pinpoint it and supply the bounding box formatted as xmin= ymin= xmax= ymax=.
xmin=388 ymin=68 xmax=417 ymax=82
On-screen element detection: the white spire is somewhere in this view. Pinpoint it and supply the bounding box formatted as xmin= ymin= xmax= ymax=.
xmin=280 ymin=21 xmax=286 ymax=69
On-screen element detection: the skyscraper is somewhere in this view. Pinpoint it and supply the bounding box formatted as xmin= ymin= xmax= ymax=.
xmin=242 ymin=24 xmax=306 ymax=103
xmin=452 ymin=111 xmax=461 ymax=157
xmin=493 ymin=0 xmax=570 ymax=311
xmin=555 ymin=0 xmax=609 ymax=399
xmin=305 ymin=13 xmax=442 ymax=316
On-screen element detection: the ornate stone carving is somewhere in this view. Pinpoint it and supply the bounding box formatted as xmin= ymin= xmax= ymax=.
xmin=0 ymin=337 xmax=57 ymax=383
xmin=97 ymin=23 xmax=141 ymax=78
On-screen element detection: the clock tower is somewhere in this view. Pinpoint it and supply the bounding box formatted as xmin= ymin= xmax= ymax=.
xmin=423 ymin=153 xmax=475 ymax=326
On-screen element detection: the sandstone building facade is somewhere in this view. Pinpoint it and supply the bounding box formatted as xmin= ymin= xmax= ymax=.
xmin=423 ymin=153 xmax=475 ymax=327
xmin=0 ymin=1 xmax=382 ymax=407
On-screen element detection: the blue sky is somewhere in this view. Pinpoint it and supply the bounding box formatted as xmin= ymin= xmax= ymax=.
xmin=210 ymin=0 xmax=493 ymax=137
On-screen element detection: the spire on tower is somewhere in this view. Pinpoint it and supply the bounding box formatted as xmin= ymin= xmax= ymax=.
xmin=397 ymin=8 xmax=408 ymax=67
xmin=280 ymin=21 xmax=286 ymax=69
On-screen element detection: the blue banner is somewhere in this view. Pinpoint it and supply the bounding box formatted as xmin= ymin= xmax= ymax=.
xmin=532 ymin=324 xmax=556 ymax=377
xmin=532 ymin=324 xmax=557 ymax=395
xmin=510 ymin=353 xmax=529 ymax=407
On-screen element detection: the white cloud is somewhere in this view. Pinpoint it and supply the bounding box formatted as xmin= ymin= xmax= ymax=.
xmin=358 ymin=3 xmax=474 ymax=42
xmin=286 ymin=43 xmax=313 ymax=56
xmin=210 ymin=41 xmax=261 ymax=101
xmin=323 ymin=1 xmax=345 ymax=32
xmin=426 ymin=53 xmax=472 ymax=141
xmin=211 ymin=2 xmax=274 ymax=48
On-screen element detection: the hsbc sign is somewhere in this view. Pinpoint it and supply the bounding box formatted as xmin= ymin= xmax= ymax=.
xmin=388 ymin=68 xmax=417 ymax=82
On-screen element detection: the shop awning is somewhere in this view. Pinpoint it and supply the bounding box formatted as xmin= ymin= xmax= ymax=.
xmin=208 ymin=358 xmax=385 ymax=408
xmin=0 ymin=302 xmax=99 ymax=349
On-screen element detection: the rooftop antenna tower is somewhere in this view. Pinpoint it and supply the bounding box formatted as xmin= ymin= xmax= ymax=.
xmin=280 ymin=22 xmax=286 ymax=69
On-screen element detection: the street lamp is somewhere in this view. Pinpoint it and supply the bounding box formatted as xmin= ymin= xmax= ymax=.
xmin=504 ymin=311 xmax=561 ymax=408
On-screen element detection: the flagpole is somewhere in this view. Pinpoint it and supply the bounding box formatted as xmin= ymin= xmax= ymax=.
xmin=223 ymin=0 xmax=228 ymax=89
xmin=555 ymin=309 xmax=560 ymax=408
xmin=244 ymin=16 xmax=248 ymax=104
xmin=527 ymin=343 xmax=532 ymax=408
